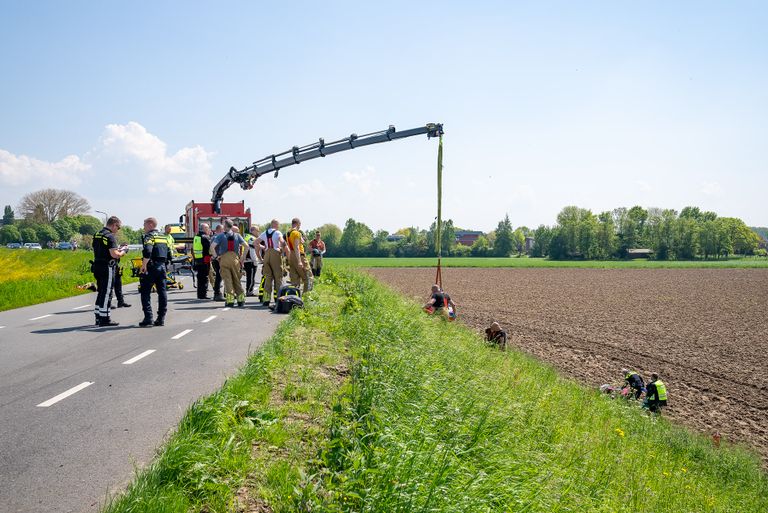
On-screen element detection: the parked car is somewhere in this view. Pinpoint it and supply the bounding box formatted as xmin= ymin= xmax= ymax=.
xmin=6 ymin=242 xmax=22 ymax=249
xmin=23 ymin=243 xmax=42 ymax=250
xmin=56 ymin=241 xmax=73 ymax=250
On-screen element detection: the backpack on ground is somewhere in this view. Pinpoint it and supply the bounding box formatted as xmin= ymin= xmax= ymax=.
xmin=276 ymin=284 xmax=303 ymax=313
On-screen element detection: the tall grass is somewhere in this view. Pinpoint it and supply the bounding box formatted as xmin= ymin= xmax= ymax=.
xmin=0 ymin=248 xmax=140 ymax=311
xmin=102 ymin=266 xmax=767 ymax=512
xmin=328 ymin=256 xmax=768 ymax=268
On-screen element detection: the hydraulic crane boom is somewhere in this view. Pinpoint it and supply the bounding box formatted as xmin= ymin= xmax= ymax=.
xmin=211 ymin=122 xmax=443 ymax=212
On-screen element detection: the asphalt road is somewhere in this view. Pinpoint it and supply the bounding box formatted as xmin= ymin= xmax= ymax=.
xmin=0 ymin=273 xmax=282 ymax=512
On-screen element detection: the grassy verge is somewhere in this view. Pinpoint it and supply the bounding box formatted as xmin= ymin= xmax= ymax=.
xmin=0 ymin=248 xmax=141 ymax=311
xmin=103 ymin=267 xmax=768 ymax=512
xmin=328 ymin=256 xmax=768 ymax=268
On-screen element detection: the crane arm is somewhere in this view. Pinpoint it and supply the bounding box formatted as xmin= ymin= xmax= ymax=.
xmin=211 ymin=122 xmax=443 ymax=212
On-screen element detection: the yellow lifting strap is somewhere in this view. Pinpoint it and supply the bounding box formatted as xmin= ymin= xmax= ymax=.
xmin=434 ymin=134 xmax=444 ymax=290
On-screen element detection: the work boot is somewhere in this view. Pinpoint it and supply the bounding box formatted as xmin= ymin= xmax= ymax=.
xmin=139 ymin=317 xmax=154 ymax=328
xmin=262 ymin=301 xmax=270 ymax=307
xmin=237 ymin=301 xmax=245 ymax=308
xmin=117 ymin=301 xmax=131 ymax=308
xmin=153 ymin=316 xmax=165 ymax=327
xmin=98 ymin=317 xmax=119 ymax=327
xmin=213 ymin=294 xmax=225 ymax=302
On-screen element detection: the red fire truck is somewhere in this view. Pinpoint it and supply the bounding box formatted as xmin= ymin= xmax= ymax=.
xmin=181 ymin=200 xmax=252 ymax=238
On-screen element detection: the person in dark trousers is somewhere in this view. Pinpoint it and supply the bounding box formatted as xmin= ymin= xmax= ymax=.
xmin=244 ymin=225 xmax=259 ymax=296
xmin=92 ymin=216 xmax=128 ymax=326
xmin=209 ymin=224 xmax=224 ymax=301
xmin=192 ymin=223 xmax=212 ymax=299
xmin=645 ymin=373 xmax=668 ymax=414
xmin=485 ymin=321 xmax=508 ymax=350
xmin=621 ymin=368 xmax=646 ymax=399
xmin=112 ymin=263 xmax=131 ymax=308
xmin=138 ymin=217 xmax=169 ymax=327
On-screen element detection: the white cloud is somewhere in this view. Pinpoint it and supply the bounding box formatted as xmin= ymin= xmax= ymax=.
xmin=0 ymin=149 xmax=90 ymax=187
xmin=699 ymin=181 xmax=722 ymax=197
xmin=94 ymin=121 xmax=214 ymax=195
xmin=343 ymin=166 xmax=380 ymax=194
xmin=635 ymin=180 xmax=653 ymax=193
xmin=282 ymin=179 xmax=330 ymax=199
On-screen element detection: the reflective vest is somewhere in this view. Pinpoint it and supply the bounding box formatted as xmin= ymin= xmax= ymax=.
xmin=193 ymin=235 xmax=204 ymax=259
xmin=654 ymin=380 xmax=667 ymax=401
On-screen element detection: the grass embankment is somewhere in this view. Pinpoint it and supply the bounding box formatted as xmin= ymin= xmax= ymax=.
xmin=328 ymin=256 xmax=768 ymax=268
xmin=103 ymin=267 xmax=768 ymax=512
xmin=0 ymin=248 xmax=140 ymax=311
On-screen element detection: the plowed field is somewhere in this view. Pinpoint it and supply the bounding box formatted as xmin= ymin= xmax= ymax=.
xmin=367 ymin=268 xmax=768 ymax=462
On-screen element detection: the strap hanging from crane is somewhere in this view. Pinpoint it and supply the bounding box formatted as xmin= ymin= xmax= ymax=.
xmin=435 ymin=134 xmax=444 ymax=290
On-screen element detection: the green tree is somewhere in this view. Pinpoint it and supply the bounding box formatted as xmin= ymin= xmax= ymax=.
xmin=594 ymin=211 xmax=617 ymax=259
xmin=52 ymin=218 xmax=75 ymax=241
xmin=0 ymin=224 xmax=21 ymax=243
xmin=470 ymin=235 xmax=490 ymax=257
xmin=313 ymin=223 xmax=342 ymax=253
xmin=674 ymin=216 xmax=699 ymax=259
xmin=36 ymin=224 xmax=59 ymax=245
xmin=339 ymin=218 xmax=374 ymax=257
xmin=3 ymin=205 xmax=15 ymax=225
xmin=427 ymin=219 xmax=456 ymax=256
xmin=493 ymin=214 xmax=515 ymax=257
xmin=512 ymin=228 xmax=526 ymax=255
xmin=71 ymin=215 xmax=103 ymax=236
xmin=531 ymin=225 xmax=553 ymax=257
xmin=19 ymin=227 xmax=38 ymax=243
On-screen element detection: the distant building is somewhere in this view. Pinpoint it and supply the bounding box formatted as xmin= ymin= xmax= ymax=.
xmin=525 ymin=236 xmax=535 ymax=254
xmin=455 ymin=230 xmax=483 ymax=247
xmin=386 ymin=234 xmax=406 ymax=243
xmin=627 ymin=248 xmax=654 ymax=259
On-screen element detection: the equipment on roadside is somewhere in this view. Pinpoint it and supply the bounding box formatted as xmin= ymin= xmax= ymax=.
xmin=275 ymin=284 xmax=303 ymax=313
xmin=130 ymin=256 xmax=189 ymax=290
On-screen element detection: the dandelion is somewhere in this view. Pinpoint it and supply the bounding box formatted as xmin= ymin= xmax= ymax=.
xmin=615 ymin=428 xmax=625 ymax=438
xmin=662 ymin=471 xmax=671 ymax=477
xmin=681 ymin=467 xmax=687 ymax=473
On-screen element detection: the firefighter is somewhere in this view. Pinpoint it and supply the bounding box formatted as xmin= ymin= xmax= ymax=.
xmin=92 ymin=216 xmax=128 ymax=326
xmin=209 ymin=224 xmax=224 ymax=301
xmin=138 ymin=217 xmax=170 ymax=327
xmin=309 ymin=230 xmax=326 ymax=277
xmin=244 ymin=225 xmax=259 ymax=296
xmin=193 ymin=223 xmax=212 ymax=299
xmin=211 ymin=219 xmax=246 ymax=307
xmin=258 ymin=219 xmax=285 ymax=307
xmin=286 ymin=217 xmax=311 ymax=293
xmin=621 ymin=368 xmax=646 ymax=400
xmin=645 ymin=373 xmax=668 ymax=414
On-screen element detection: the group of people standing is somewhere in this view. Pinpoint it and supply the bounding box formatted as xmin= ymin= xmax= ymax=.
xmin=92 ymin=215 xmax=327 ymax=327
xmin=192 ymin=217 xmax=326 ymax=308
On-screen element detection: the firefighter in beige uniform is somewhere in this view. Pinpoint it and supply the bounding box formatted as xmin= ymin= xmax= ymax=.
xmin=258 ymin=219 xmax=285 ymax=307
xmin=286 ymin=217 xmax=311 ymax=293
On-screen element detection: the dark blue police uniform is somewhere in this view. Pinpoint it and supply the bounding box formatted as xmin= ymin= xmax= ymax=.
xmin=139 ymin=229 xmax=169 ymax=327
xmin=92 ymin=227 xmax=118 ymax=326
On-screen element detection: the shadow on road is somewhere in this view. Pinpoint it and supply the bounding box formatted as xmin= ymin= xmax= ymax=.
xmin=31 ymin=325 xmax=135 ymax=334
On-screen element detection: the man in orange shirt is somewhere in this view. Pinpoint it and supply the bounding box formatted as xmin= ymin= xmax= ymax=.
xmin=286 ymin=217 xmax=311 ymax=293
xmin=309 ymin=230 xmax=326 ymax=277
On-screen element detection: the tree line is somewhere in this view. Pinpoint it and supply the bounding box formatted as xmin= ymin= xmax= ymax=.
xmin=2 ymin=188 xmax=764 ymax=260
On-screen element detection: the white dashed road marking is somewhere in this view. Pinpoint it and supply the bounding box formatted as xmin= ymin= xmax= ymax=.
xmin=37 ymin=382 xmax=94 ymax=407
xmin=172 ymin=329 xmax=193 ymax=340
xmin=72 ymin=304 xmax=91 ymax=310
xmin=201 ymin=315 xmax=217 ymax=323
xmin=122 ymin=350 xmax=156 ymax=365
xmin=29 ymin=314 xmax=52 ymax=321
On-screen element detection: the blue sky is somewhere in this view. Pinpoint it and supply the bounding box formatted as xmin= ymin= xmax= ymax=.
xmin=1 ymin=1 xmax=766 ymax=231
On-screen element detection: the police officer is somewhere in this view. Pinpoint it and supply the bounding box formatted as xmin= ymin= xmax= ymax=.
xmin=193 ymin=223 xmax=212 ymax=299
xmin=138 ymin=217 xmax=170 ymax=327
xmin=92 ymin=216 xmax=128 ymax=326
xmin=645 ymin=373 xmax=668 ymax=414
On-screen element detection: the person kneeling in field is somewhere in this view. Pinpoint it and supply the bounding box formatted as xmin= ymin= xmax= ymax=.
xmin=621 ymin=368 xmax=646 ymax=400
xmin=423 ymin=284 xmax=457 ymax=320
xmin=485 ymin=321 xmax=508 ymax=350
xmin=643 ymin=373 xmax=668 ymax=415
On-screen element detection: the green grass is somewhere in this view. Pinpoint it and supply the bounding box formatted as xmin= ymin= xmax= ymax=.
xmin=328 ymin=256 xmax=768 ymax=268
xmin=0 ymin=248 xmax=140 ymax=311
xmin=102 ymin=266 xmax=767 ymax=512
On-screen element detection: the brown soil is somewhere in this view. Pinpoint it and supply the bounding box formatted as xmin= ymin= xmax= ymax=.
xmin=367 ymin=268 xmax=768 ymax=461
